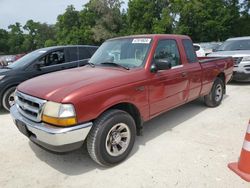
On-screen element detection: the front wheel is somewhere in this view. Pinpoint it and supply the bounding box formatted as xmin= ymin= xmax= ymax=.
xmin=87 ymin=109 xmax=136 ymax=166
xmin=204 ymin=78 xmax=224 ymax=107
xmin=2 ymin=87 xmax=16 ymax=111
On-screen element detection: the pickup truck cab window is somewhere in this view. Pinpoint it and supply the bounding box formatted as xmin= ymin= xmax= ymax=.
xmin=182 ymin=39 xmax=198 ymax=63
xmin=89 ymin=38 xmax=152 ymax=69
xmin=153 ymin=39 xmax=181 ymax=67
xmin=39 ymin=50 xmax=65 ymax=67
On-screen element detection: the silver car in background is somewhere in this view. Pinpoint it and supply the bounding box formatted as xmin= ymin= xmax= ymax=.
xmin=208 ymin=36 xmax=250 ymax=82
xmin=200 ymin=42 xmax=222 ymax=56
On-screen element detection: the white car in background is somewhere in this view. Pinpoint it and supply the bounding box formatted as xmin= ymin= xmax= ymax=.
xmin=208 ymin=36 xmax=250 ymax=82
xmin=193 ymin=43 xmax=206 ymax=57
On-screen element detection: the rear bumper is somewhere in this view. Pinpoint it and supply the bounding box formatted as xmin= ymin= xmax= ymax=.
xmin=232 ymin=72 xmax=250 ymax=82
xmin=10 ymin=105 xmax=93 ymax=152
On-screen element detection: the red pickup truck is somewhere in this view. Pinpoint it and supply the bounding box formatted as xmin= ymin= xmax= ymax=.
xmin=10 ymin=34 xmax=233 ymax=166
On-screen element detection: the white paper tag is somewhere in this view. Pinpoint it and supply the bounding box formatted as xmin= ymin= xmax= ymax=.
xmin=132 ymin=38 xmax=151 ymax=44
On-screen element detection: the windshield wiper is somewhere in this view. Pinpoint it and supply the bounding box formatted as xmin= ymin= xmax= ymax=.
xmin=100 ymin=62 xmax=130 ymax=70
xmin=234 ymin=49 xmax=246 ymax=51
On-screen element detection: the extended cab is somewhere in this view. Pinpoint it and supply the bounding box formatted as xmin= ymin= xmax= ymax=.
xmin=10 ymin=34 xmax=233 ymax=166
xmin=0 ymin=45 xmax=98 ymax=111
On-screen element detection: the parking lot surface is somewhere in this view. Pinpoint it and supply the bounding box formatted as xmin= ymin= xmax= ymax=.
xmin=0 ymin=82 xmax=249 ymax=188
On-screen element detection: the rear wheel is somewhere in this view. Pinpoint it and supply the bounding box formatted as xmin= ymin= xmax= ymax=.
xmin=204 ymin=78 xmax=224 ymax=107
xmin=2 ymin=87 xmax=16 ymax=111
xmin=87 ymin=109 xmax=136 ymax=166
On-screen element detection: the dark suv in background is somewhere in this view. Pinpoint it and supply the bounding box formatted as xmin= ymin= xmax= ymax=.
xmin=0 ymin=45 xmax=98 ymax=111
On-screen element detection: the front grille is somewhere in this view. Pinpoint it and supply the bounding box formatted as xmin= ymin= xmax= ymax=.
xmin=15 ymin=91 xmax=46 ymax=122
xmin=233 ymin=57 xmax=243 ymax=65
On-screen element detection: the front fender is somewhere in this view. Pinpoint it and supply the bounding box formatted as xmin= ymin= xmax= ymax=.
xmin=73 ymin=86 xmax=149 ymax=124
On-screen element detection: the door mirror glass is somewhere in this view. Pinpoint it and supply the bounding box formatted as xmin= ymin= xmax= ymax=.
xmin=194 ymin=45 xmax=200 ymax=51
xmin=151 ymin=59 xmax=172 ymax=72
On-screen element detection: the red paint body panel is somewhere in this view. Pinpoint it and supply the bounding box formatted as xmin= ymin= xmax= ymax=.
xmin=18 ymin=34 xmax=234 ymax=124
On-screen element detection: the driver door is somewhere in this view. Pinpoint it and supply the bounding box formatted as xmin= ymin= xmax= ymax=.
xmin=149 ymin=39 xmax=189 ymax=117
xmin=26 ymin=49 xmax=67 ymax=78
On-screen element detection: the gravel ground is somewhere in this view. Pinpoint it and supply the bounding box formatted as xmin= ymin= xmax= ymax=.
xmin=0 ymin=82 xmax=250 ymax=188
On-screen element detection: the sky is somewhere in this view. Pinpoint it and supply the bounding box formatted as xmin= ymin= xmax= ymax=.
xmin=0 ymin=0 xmax=128 ymax=30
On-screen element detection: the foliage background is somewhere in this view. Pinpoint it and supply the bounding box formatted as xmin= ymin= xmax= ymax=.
xmin=0 ymin=0 xmax=249 ymax=54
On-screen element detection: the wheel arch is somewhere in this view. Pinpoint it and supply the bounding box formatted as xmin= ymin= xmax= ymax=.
xmin=0 ymin=83 xmax=19 ymax=107
xmin=99 ymin=102 xmax=143 ymax=136
xmin=217 ymin=72 xmax=226 ymax=93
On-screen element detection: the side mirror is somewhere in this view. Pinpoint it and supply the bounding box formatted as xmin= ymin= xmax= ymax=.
xmin=151 ymin=59 xmax=172 ymax=73
xmin=194 ymin=45 xmax=200 ymax=52
xmin=35 ymin=62 xmax=43 ymax=71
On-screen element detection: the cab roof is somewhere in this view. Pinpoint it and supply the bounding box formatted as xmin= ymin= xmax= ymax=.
xmin=227 ymin=36 xmax=250 ymax=41
xmin=109 ymin=34 xmax=191 ymax=41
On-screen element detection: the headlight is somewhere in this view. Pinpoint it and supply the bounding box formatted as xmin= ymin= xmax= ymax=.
xmin=42 ymin=101 xmax=77 ymax=126
xmin=0 ymin=75 xmax=5 ymax=80
xmin=242 ymin=56 xmax=250 ymax=62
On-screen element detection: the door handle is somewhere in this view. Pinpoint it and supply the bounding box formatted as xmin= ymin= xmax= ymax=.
xmin=135 ymin=86 xmax=145 ymax=91
xmin=181 ymin=72 xmax=187 ymax=77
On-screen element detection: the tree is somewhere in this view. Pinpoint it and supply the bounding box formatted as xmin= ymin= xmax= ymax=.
xmin=23 ymin=20 xmax=40 ymax=51
xmin=82 ymin=0 xmax=124 ymax=43
xmin=175 ymin=0 xmax=242 ymax=42
xmin=0 ymin=29 xmax=9 ymax=54
xmin=22 ymin=20 xmax=56 ymax=52
xmin=56 ymin=5 xmax=81 ymax=45
xmin=127 ymin=0 xmax=174 ymax=34
xmin=7 ymin=22 xmax=24 ymax=54
xmin=235 ymin=0 xmax=250 ymax=36
xmin=36 ymin=23 xmax=56 ymax=48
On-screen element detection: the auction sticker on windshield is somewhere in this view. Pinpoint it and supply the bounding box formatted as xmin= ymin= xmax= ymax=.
xmin=132 ymin=38 xmax=151 ymax=44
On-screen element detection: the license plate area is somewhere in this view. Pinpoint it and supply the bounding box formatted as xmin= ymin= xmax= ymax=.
xmin=15 ymin=120 xmax=31 ymax=137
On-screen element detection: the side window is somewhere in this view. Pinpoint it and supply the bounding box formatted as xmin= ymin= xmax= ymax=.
xmin=154 ymin=39 xmax=181 ymax=67
xmin=79 ymin=47 xmax=91 ymax=60
xmin=68 ymin=47 xmax=78 ymax=62
xmin=182 ymin=39 xmax=198 ymax=63
xmin=39 ymin=50 xmax=65 ymax=67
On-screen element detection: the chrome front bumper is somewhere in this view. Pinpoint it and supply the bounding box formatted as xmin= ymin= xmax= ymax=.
xmin=10 ymin=105 xmax=92 ymax=151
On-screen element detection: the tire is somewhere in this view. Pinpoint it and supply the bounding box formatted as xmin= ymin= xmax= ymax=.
xmin=2 ymin=86 xmax=16 ymax=111
xmin=87 ymin=109 xmax=136 ymax=166
xmin=204 ymin=78 xmax=224 ymax=107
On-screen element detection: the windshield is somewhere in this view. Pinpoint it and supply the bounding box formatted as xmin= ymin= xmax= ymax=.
xmin=89 ymin=38 xmax=152 ymax=69
xmin=200 ymin=43 xmax=221 ymax=50
xmin=8 ymin=49 xmax=47 ymax=69
xmin=217 ymin=39 xmax=250 ymax=51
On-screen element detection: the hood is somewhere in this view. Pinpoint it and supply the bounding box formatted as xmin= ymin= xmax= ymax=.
xmin=18 ymin=66 xmax=145 ymax=103
xmin=208 ymin=50 xmax=250 ymax=57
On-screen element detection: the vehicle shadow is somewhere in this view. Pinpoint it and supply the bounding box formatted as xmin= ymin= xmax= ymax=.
xmin=132 ymin=98 xmax=207 ymax=150
xmin=30 ymin=98 xmax=208 ymax=175
xmin=228 ymin=80 xmax=250 ymax=86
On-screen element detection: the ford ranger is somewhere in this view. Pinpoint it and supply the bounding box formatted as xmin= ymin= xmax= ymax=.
xmin=10 ymin=34 xmax=234 ymax=166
